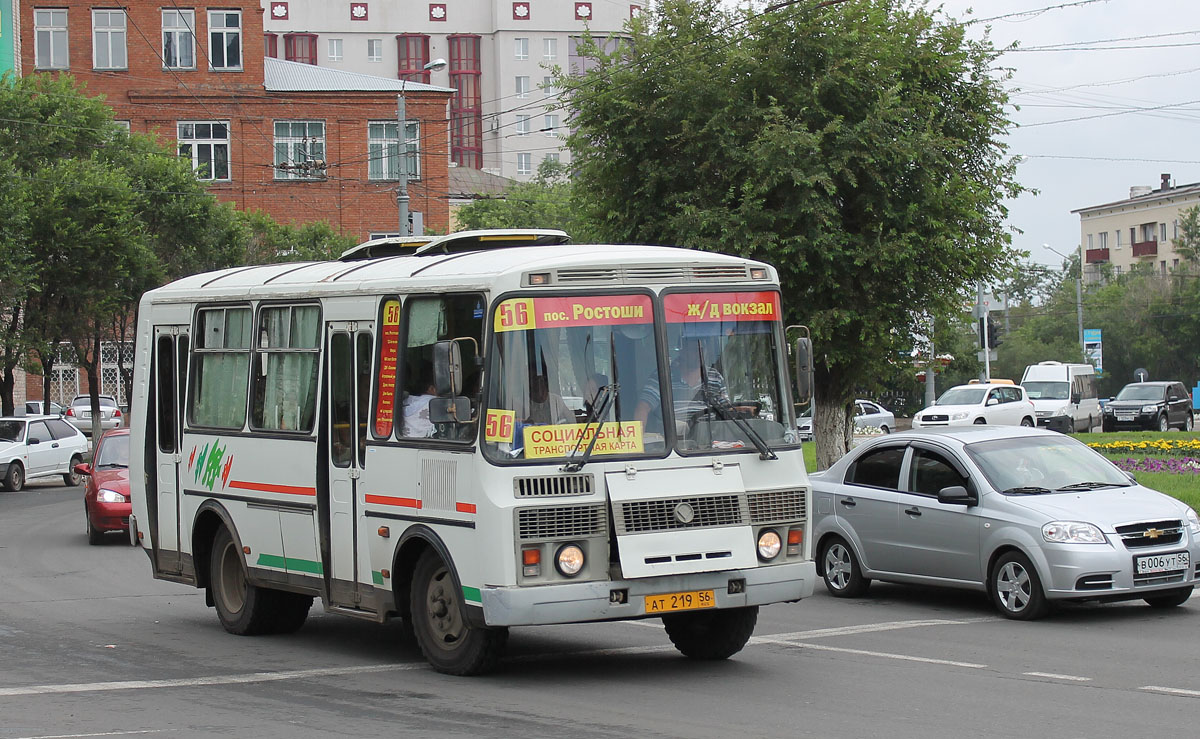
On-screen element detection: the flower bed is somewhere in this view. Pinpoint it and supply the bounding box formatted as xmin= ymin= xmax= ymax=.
xmin=1087 ymin=438 xmax=1200 ymax=457
xmin=1111 ymin=457 xmax=1200 ymax=475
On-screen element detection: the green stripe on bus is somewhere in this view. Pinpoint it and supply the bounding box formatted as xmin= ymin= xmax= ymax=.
xmin=256 ymin=553 xmax=324 ymax=575
xmin=462 ymin=586 xmax=482 ymax=604
xmin=372 ymin=571 xmax=384 ymax=585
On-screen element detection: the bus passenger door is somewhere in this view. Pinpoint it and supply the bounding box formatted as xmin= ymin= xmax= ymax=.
xmin=152 ymin=326 xmax=189 ymax=575
xmin=324 ymin=324 xmax=373 ymax=609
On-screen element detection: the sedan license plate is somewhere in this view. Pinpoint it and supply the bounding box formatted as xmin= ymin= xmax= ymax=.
xmin=645 ymin=589 xmax=715 ymax=614
xmin=1135 ymin=551 xmax=1190 ymax=575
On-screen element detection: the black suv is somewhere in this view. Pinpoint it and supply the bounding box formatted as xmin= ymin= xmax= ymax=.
xmin=1102 ymin=381 xmax=1194 ymax=432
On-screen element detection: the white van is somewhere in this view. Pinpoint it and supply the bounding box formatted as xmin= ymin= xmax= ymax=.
xmin=1020 ymin=361 xmax=1100 ymax=433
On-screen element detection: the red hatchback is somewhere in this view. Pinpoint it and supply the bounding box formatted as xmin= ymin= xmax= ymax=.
xmin=78 ymin=429 xmax=131 ymax=545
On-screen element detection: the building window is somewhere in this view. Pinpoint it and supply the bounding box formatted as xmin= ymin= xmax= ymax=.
xmin=1114 ymin=265 xmax=1122 ymax=276
xmin=515 ymin=37 xmax=529 ymax=60
xmin=35 ymin=9 xmax=69 ymax=69
xmin=209 ymin=11 xmax=242 ymax=70
xmin=397 ymin=35 xmax=430 ymax=81
xmin=516 ymin=115 xmax=530 ymax=135
xmin=449 ymin=35 xmax=482 ymax=169
xmin=178 ymin=122 xmax=230 ymax=181
xmin=162 ymin=9 xmax=196 ymax=69
xmin=1160 ymin=223 xmax=1167 ymax=242
xmin=1173 ymin=258 xmax=1180 ymax=269
xmin=544 ymin=152 xmax=560 ymax=164
xmin=1129 ymin=227 xmax=1136 ymax=247
xmin=544 ymin=37 xmax=557 ymax=60
xmin=93 ymin=10 xmax=127 ymax=70
xmin=368 ymin=121 xmax=419 ymax=181
xmin=515 ymin=76 xmax=530 ymax=98
xmin=544 ymin=75 xmax=561 ymax=96
xmin=367 ymin=38 xmax=382 ymax=62
xmin=113 ymin=120 xmax=132 ymax=131
xmin=517 ymin=153 xmax=532 ymax=175
xmin=1114 ymin=230 xmax=1121 ymax=248
xmin=1098 ymin=232 xmax=1108 ymax=249
xmin=543 ymin=114 xmax=559 ymax=136
xmin=265 ymin=33 xmax=278 ymax=58
xmin=1174 ymin=219 xmax=1180 ymax=239
xmin=1086 ymin=234 xmax=1093 ymax=250
xmin=275 ymin=121 xmax=326 ymax=180
xmin=1161 ymin=260 xmax=1167 ymax=274
xmin=328 ymin=38 xmax=343 ymax=62
xmin=284 ymin=33 xmax=318 ymax=65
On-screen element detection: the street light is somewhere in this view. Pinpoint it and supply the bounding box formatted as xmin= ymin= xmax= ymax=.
xmin=398 ymin=58 xmax=448 ymax=236
xmin=1045 ymin=243 xmax=1085 ymax=359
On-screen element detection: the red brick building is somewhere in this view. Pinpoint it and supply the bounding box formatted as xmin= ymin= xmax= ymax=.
xmin=19 ymin=1 xmax=453 ymax=238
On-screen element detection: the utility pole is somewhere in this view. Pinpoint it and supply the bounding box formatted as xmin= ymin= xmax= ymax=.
xmin=396 ymin=58 xmax=448 ymax=236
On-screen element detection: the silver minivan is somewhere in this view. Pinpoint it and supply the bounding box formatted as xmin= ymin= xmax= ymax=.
xmin=812 ymin=427 xmax=1199 ymax=619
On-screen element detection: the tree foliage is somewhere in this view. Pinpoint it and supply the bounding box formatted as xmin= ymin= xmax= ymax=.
xmin=454 ymin=160 xmax=601 ymax=240
xmin=560 ymin=0 xmax=1021 ymax=466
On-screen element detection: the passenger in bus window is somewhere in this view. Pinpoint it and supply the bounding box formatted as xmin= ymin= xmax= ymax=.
xmin=402 ymin=361 xmax=438 ymax=438
xmin=525 ymin=374 xmax=573 ymax=425
xmin=635 ymin=341 xmax=727 ymax=434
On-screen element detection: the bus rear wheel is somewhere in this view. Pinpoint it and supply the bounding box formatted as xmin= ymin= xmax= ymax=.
xmin=663 ymin=605 xmax=758 ymax=660
xmin=410 ymin=549 xmax=507 ymax=675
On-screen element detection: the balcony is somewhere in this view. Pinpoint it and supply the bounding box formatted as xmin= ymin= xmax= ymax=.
xmin=1132 ymin=240 xmax=1158 ymax=257
xmin=1085 ymin=247 xmax=1109 ymax=263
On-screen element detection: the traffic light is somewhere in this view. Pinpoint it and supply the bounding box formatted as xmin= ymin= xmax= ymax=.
xmin=986 ymin=316 xmax=1003 ymax=349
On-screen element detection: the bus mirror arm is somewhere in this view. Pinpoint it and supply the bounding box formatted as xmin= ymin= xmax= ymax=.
xmin=788 ymin=326 xmax=814 ymax=406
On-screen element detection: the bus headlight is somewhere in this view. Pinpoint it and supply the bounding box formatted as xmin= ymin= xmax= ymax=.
xmin=555 ymin=543 xmax=585 ymax=577
xmin=757 ymin=530 xmax=782 ymax=561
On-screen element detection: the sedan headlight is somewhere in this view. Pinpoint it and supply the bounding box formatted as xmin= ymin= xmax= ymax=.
xmin=950 ymin=411 xmax=970 ymax=421
xmin=1141 ymin=405 xmax=1160 ymax=414
xmin=1186 ymin=508 xmax=1200 ymax=535
xmin=1042 ymin=521 xmax=1106 ymax=544
xmin=97 ymin=488 xmax=128 ymax=504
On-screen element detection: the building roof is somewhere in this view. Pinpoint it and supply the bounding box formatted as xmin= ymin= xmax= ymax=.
xmin=1072 ymin=181 xmax=1200 ymax=215
xmin=449 ymin=167 xmax=517 ymax=199
xmin=263 ymin=58 xmax=454 ymax=93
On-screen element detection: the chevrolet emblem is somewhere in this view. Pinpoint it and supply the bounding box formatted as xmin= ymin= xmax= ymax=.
xmin=1144 ymin=528 xmax=1162 ymax=539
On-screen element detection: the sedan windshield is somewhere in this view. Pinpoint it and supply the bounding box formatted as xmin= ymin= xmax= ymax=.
xmin=1022 ymin=381 xmax=1069 ymax=400
xmin=937 ymin=387 xmax=986 ymax=406
xmin=966 ymin=436 xmax=1130 ymax=493
xmin=1115 ymin=385 xmax=1165 ymax=402
xmin=96 ymin=435 xmax=130 ymax=468
xmin=0 ymin=421 xmax=24 ymax=442
xmin=484 ymin=293 xmax=661 ymax=462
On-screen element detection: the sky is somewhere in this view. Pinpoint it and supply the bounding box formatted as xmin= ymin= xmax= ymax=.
xmin=934 ymin=0 xmax=1200 ymax=268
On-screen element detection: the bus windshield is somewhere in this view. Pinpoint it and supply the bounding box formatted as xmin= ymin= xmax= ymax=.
xmin=656 ymin=291 xmax=795 ymax=454
xmin=484 ymin=293 xmax=662 ymax=462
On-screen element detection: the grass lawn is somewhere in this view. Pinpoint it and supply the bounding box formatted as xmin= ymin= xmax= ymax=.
xmin=802 ymin=430 xmax=1200 ymax=509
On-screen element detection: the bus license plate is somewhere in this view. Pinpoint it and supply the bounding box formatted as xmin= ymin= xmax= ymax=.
xmin=1135 ymin=552 xmax=1189 ymax=575
xmin=644 ymin=589 xmax=715 ymax=614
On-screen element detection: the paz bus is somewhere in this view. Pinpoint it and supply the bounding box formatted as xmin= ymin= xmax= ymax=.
xmin=128 ymin=229 xmax=816 ymax=675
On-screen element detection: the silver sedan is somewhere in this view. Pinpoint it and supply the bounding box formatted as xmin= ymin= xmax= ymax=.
xmin=811 ymin=426 xmax=1199 ymax=619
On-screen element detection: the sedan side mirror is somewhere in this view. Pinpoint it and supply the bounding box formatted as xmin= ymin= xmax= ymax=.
xmin=986 ymin=398 xmax=998 ymax=406
xmin=1071 ymin=392 xmax=1081 ymax=404
xmin=937 ymin=485 xmax=976 ymax=506
xmin=28 ymin=437 xmax=41 ymax=445
xmin=74 ymin=463 xmax=92 ymax=477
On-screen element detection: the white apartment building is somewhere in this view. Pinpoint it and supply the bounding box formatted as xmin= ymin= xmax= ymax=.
xmin=261 ymin=1 xmax=640 ymax=181
xmin=1073 ymin=173 xmax=1200 ymax=284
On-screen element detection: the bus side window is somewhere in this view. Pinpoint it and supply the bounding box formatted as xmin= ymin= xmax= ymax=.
xmin=399 ymin=293 xmax=484 ymax=441
xmin=190 ymin=306 xmax=252 ymax=430
xmin=250 ymin=305 xmax=321 ymax=433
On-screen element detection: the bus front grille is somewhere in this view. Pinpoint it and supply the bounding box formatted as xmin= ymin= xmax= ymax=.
xmin=747 ymin=489 xmax=807 ymax=523
xmin=517 ymin=504 xmax=608 ymax=541
xmin=616 ymin=495 xmax=744 ymax=534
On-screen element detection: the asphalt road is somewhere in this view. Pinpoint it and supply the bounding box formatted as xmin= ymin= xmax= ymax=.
xmin=2 ymin=482 xmax=1198 ymax=738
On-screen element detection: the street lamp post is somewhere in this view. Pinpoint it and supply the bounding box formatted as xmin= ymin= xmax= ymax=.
xmin=1045 ymin=243 xmax=1085 ymax=358
xmin=398 ymin=58 xmax=448 ymax=236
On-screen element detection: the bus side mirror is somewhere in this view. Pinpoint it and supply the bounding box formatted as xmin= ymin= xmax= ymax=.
xmin=429 ymin=397 xmax=471 ymax=423
xmin=793 ymin=336 xmax=813 ymax=405
xmin=433 ymin=340 xmax=462 ymax=396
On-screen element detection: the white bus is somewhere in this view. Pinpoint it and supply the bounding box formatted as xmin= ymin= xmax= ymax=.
xmin=129 ymin=229 xmax=816 ymax=674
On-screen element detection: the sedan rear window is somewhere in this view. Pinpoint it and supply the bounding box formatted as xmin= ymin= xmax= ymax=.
xmin=0 ymin=421 xmax=24 ymax=442
xmin=846 ymin=446 xmax=905 ymax=490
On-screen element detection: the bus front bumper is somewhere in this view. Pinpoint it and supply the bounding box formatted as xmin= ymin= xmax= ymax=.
xmin=479 ymin=560 xmax=816 ymax=627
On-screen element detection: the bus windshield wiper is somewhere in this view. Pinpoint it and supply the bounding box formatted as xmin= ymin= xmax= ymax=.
xmin=1002 ymin=486 xmax=1052 ymax=495
xmin=562 ymin=383 xmax=617 ymax=473
xmin=699 ymin=387 xmax=777 ymax=461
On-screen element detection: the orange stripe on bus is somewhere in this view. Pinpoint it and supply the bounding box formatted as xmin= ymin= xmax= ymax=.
xmin=365 ymin=495 xmax=422 ymax=509
xmin=455 ymin=502 xmax=477 ymax=514
xmin=228 ymin=481 xmax=317 ymax=496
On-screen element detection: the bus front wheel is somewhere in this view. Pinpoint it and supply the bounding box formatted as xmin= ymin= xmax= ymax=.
xmin=211 ymin=526 xmax=277 ymax=636
xmin=410 ymin=549 xmax=507 ymax=675
xmin=663 ymin=605 xmax=758 ymax=660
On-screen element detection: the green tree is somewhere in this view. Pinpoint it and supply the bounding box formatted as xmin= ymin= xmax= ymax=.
xmin=1174 ymin=206 xmax=1200 ymax=265
xmin=0 ymin=156 xmax=33 ymax=416
xmin=455 ymin=160 xmax=599 ymax=240
xmin=560 ymin=0 xmax=1020 ymax=466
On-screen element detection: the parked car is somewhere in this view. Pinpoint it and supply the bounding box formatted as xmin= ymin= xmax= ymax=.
xmin=1102 ymin=381 xmax=1193 ymax=432
xmin=65 ymin=394 xmax=123 ymax=434
xmin=24 ymin=400 xmax=66 ymax=416
xmin=0 ymin=415 xmax=90 ymax=492
xmin=812 ymin=426 xmax=1200 ymax=619
xmin=911 ymin=383 xmax=1036 ymax=428
xmin=797 ymin=400 xmax=896 ymax=440
xmin=77 ymin=429 xmax=131 ymax=544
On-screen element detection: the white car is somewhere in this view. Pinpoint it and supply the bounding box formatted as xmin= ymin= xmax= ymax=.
xmin=0 ymin=415 xmax=91 ymax=491
xmin=798 ymin=399 xmax=897 ymax=440
xmin=65 ymin=394 xmax=123 ymax=434
xmin=912 ymin=383 xmax=1036 ymax=428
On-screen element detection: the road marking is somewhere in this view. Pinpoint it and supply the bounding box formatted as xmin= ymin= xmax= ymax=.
xmin=763 ymin=618 xmax=997 ymax=641
xmin=752 ymin=639 xmax=987 ymax=669
xmin=1023 ymin=672 xmax=1092 ymax=682
xmin=10 ymin=732 xmax=163 ymax=739
xmin=0 ymin=664 xmax=422 ymax=698
xmin=1142 ymin=685 xmax=1200 ymax=698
